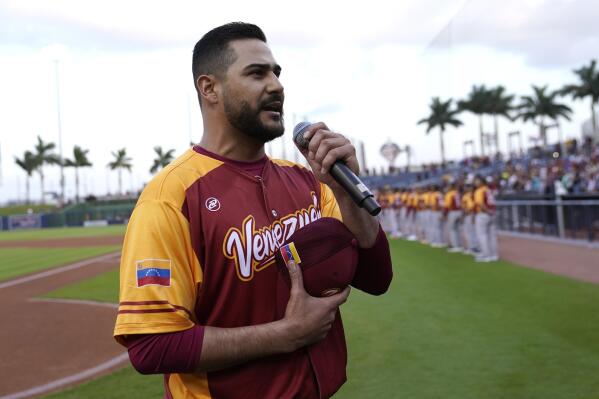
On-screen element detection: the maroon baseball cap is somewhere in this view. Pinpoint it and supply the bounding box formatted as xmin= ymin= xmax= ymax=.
xmin=274 ymin=217 xmax=358 ymax=315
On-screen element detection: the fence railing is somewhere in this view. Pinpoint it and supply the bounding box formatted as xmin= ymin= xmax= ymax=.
xmin=495 ymin=198 xmax=599 ymax=242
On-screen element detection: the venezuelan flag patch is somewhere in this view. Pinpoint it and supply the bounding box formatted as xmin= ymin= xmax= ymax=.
xmin=279 ymin=242 xmax=301 ymax=265
xmin=136 ymin=259 xmax=171 ymax=287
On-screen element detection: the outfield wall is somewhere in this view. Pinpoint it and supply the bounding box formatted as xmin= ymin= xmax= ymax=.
xmin=1 ymin=203 xmax=134 ymax=231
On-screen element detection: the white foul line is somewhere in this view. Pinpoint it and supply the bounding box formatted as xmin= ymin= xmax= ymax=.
xmin=29 ymin=297 xmax=119 ymax=309
xmin=0 ymin=353 xmax=130 ymax=399
xmin=0 ymin=252 xmax=121 ymax=290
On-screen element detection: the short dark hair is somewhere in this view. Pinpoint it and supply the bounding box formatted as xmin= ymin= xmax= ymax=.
xmin=192 ymin=22 xmax=267 ymax=85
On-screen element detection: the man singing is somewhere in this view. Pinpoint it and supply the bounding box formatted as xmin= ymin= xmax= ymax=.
xmin=114 ymin=22 xmax=393 ymax=398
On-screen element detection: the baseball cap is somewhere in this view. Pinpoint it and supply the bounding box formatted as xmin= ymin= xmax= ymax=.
xmin=274 ymin=217 xmax=358 ymax=316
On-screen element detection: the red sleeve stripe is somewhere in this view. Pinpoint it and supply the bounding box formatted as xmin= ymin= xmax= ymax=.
xmin=118 ymin=308 xmax=179 ymax=314
xmin=119 ymin=301 xmax=193 ymax=318
xmin=120 ymin=300 xmax=170 ymax=305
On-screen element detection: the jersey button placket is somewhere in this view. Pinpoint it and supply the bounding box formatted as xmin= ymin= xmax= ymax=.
xmin=256 ymin=175 xmax=276 ymax=223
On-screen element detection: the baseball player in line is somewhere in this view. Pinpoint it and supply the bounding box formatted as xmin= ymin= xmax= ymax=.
xmin=473 ymin=175 xmax=499 ymax=262
xmin=427 ymin=185 xmax=444 ymax=247
xmin=114 ymin=23 xmax=392 ymax=399
xmin=382 ymin=180 xmax=498 ymax=263
xmin=444 ymin=181 xmax=463 ymax=252
xmin=461 ymin=182 xmax=480 ymax=255
xmin=378 ymin=186 xmax=400 ymax=238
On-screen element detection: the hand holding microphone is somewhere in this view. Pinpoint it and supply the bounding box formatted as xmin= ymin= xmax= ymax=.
xmin=293 ymin=122 xmax=381 ymax=216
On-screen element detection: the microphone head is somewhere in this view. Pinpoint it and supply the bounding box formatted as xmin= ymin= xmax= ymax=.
xmin=292 ymin=121 xmax=313 ymax=149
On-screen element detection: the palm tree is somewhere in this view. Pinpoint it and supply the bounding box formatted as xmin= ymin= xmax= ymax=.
xmin=458 ymin=85 xmax=492 ymax=156
xmin=150 ymin=146 xmax=175 ymax=174
xmin=108 ymin=148 xmax=132 ymax=195
xmin=488 ymin=86 xmax=515 ymax=155
xmin=560 ymin=59 xmax=599 ymax=136
xmin=34 ymin=136 xmax=60 ymax=204
xmin=63 ymin=146 xmax=92 ymax=203
xmin=418 ymin=97 xmax=462 ymax=165
xmin=14 ymin=151 xmax=40 ymax=204
xmin=517 ymin=85 xmax=573 ymax=148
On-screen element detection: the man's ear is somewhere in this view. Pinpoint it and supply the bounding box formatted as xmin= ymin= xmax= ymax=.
xmin=196 ymin=75 xmax=219 ymax=106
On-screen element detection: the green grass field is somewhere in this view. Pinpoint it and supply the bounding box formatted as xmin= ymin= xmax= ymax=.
xmin=0 ymin=225 xmax=126 ymax=241
xmin=40 ymin=238 xmax=599 ymax=399
xmin=0 ymin=246 xmax=121 ymax=281
xmin=43 ymin=268 xmax=119 ymax=303
xmin=42 ymin=367 xmax=162 ymax=399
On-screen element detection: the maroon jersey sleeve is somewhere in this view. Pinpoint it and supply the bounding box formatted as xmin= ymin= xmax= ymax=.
xmin=126 ymin=325 xmax=204 ymax=374
xmin=351 ymin=225 xmax=393 ymax=295
xmin=318 ymin=180 xmax=392 ymax=295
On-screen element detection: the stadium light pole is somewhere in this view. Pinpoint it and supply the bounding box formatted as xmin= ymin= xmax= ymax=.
xmin=0 ymin=141 xmax=3 ymax=187
xmin=280 ymin=135 xmax=286 ymax=160
xmin=463 ymin=140 xmax=474 ymax=158
xmin=359 ymin=141 xmax=367 ymax=175
xmin=54 ymin=59 xmax=65 ymax=206
xmin=545 ymin=123 xmax=561 ymax=154
xmin=187 ymin=92 xmax=193 ymax=145
xmin=292 ymin=113 xmax=299 ymax=164
xmin=507 ymin=132 xmax=514 ymax=155
xmin=507 ymin=131 xmax=523 ymax=155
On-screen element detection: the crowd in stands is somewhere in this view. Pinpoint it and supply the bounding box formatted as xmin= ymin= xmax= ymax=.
xmin=497 ymin=139 xmax=599 ymax=195
xmin=362 ymin=137 xmax=599 ymax=196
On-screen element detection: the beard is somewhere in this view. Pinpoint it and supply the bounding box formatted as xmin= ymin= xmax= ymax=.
xmin=223 ymin=92 xmax=285 ymax=144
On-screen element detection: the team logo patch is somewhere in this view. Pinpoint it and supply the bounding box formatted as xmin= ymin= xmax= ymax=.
xmin=136 ymin=259 xmax=171 ymax=287
xmin=205 ymin=197 xmax=221 ymax=212
xmin=279 ymin=242 xmax=301 ymax=265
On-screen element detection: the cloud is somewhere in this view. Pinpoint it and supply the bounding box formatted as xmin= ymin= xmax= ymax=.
xmin=0 ymin=2 xmax=180 ymax=51
xmin=1 ymin=0 xmax=598 ymax=69
xmin=425 ymin=0 xmax=599 ymax=67
xmin=0 ymin=0 xmax=459 ymax=51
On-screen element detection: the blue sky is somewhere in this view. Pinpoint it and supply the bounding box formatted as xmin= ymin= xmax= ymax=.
xmin=1 ymin=0 xmax=598 ymax=203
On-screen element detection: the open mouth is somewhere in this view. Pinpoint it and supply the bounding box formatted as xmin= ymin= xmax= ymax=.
xmin=262 ymin=101 xmax=283 ymax=115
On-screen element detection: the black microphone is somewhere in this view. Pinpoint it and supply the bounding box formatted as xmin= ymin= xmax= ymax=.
xmin=293 ymin=122 xmax=381 ymax=216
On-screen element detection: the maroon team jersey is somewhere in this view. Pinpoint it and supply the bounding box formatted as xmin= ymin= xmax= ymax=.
xmin=115 ymin=146 xmax=344 ymax=398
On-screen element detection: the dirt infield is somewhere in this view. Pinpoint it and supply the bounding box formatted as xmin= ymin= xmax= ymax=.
xmin=498 ymin=233 xmax=599 ymax=284
xmin=0 ymin=236 xmax=124 ymax=248
xmin=0 ymin=253 xmax=127 ymax=398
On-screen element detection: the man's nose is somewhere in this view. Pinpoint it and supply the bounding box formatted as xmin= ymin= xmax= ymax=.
xmin=266 ymin=73 xmax=284 ymax=94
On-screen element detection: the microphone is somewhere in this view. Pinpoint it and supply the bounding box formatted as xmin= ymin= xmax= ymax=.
xmin=293 ymin=122 xmax=381 ymax=216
